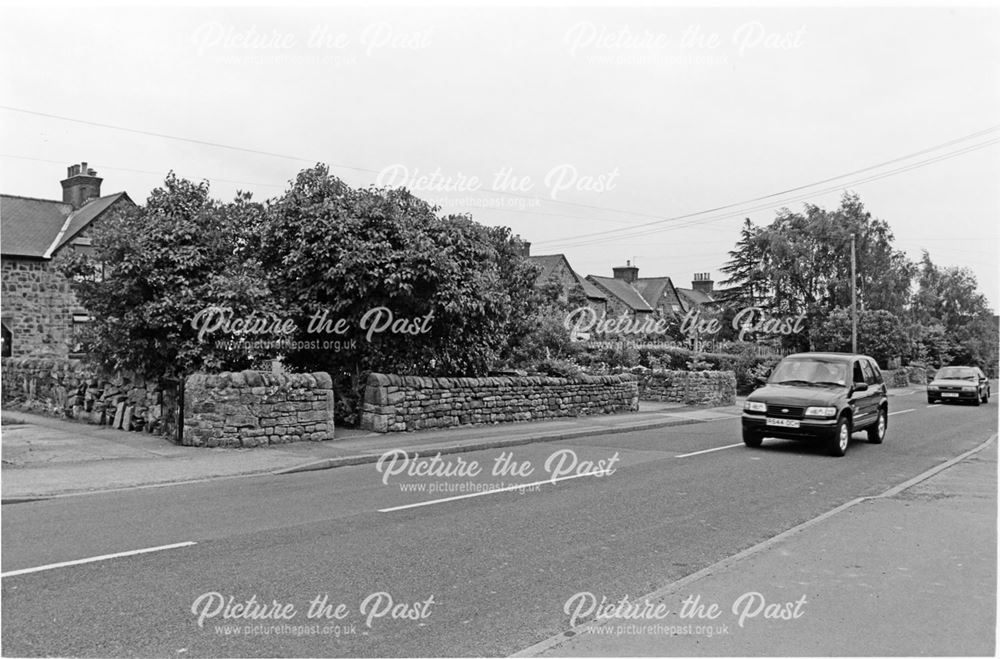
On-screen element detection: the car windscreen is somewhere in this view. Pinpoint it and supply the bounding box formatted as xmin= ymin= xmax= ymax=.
xmin=768 ymin=359 xmax=848 ymax=386
xmin=935 ymin=367 xmax=976 ymax=380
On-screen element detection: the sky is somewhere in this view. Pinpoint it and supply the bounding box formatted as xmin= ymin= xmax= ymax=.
xmin=2 ymin=4 xmax=998 ymax=310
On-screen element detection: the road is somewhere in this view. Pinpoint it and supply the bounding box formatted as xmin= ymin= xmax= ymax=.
xmin=2 ymin=396 xmax=996 ymax=657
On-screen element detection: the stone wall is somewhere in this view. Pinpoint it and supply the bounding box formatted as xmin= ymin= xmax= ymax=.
xmin=638 ymin=369 xmax=736 ymax=406
xmin=1 ymin=257 xmax=82 ymax=358
xmin=182 ymin=371 xmax=335 ymax=447
xmin=361 ymin=373 xmax=638 ymax=433
xmin=882 ymin=365 xmax=928 ymax=388
xmin=1 ymin=357 xmax=177 ymax=435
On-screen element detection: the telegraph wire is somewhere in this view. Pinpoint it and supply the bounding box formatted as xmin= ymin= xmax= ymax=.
xmin=2 ymin=104 xmax=999 ymax=235
xmin=546 ymin=136 xmax=1000 ymax=249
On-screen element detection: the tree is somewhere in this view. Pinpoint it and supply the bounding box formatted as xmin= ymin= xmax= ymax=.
xmin=719 ymin=218 xmax=769 ymax=307
xmin=56 ymin=174 xmax=275 ymax=381
xmin=501 ymin=274 xmax=585 ymax=368
xmin=909 ymin=251 xmax=997 ymax=370
xmin=254 ymin=165 xmax=540 ymax=421
xmin=720 ymin=192 xmax=916 ymax=343
xmin=810 ymin=308 xmax=910 ymax=367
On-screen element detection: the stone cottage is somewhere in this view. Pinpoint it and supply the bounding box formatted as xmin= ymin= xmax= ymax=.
xmin=1 ymin=162 xmax=133 ymax=358
xmin=586 ymin=261 xmax=687 ymax=320
xmin=675 ymin=272 xmax=720 ymax=311
xmin=524 ymin=245 xmax=608 ymax=314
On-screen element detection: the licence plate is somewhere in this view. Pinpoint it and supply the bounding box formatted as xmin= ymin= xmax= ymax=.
xmin=766 ymin=418 xmax=800 ymax=428
xmin=942 ymin=392 xmax=959 ymax=398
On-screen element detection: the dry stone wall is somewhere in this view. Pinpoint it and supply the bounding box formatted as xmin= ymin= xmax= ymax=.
xmin=182 ymin=371 xmax=335 ymax=447
xmin=638 ymin=369 xmax=736 ymax=406
xmin=361 ymin=373 xmax=638 ymax=432
xmin=1 ymin=357 xmax=177 ymax=435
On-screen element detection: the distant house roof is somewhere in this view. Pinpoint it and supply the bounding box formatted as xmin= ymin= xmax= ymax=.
xmin=527 ymin=253 xmax=607 ymax=300
xmin=1 ymin=192 xmax=131 ymax=259
xmin=587 ymin=276 xmax=654 ymax=312
xmin=633 ymin=277 xmax=685 ymax=312
xmin=675 ymin=287 xmax=716 ymax=308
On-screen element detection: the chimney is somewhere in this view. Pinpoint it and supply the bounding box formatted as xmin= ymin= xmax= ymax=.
xmin=519 ymin=238 xmax=531 ymax=258
xmin=613 ymin=260 xmax=639 ymax=284
xmin=692 ymin=272 xmax=714 ymax=294
xmin=60 ymin=162 xmax=103 ymax=209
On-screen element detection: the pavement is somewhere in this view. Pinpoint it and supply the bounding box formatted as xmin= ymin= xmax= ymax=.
xmin=1 ymin=398 xmax=748 ymax=501
xmin=520 ymin=428 xmax=997 ymax=657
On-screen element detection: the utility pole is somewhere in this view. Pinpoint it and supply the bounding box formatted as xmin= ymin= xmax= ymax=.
xmin=850 ymin=233 xmax=857 ymax=354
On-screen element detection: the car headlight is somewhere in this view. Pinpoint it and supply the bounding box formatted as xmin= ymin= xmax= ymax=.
xmin=962 ymin=386 xmax=976 ymax=392
xmin=805 ymin=406 xmax=837 ymax=417
xmin=928 ymin=384 xmax=939 ymax=391
xmin=744 ymin=401 xmax=766 ymax=413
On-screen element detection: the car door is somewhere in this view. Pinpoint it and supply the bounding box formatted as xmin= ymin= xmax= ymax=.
xmin=849 ymin=359 xmax=876 ymax=428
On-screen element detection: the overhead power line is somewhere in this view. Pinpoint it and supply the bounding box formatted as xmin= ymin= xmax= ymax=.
xmin=543 ymin=135 xmax=1000 ymax=249
xmin=4 ymin=104 xmax=999 ymax=235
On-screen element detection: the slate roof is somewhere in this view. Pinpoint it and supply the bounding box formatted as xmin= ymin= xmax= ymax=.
xmin=1 ymin=192 xmax=130 ymax=258
xmin=0 ymin=195 xmax=73 ymax=258
xmin=675 ymin=287 xmax=716 ymax=308
xmin=633 ymin=277 xmax=685 ymax=312
xmin=527 ymin=254 xmax=607 ymax=300
xmin=587 ymin=276 xmax=654 ymax=312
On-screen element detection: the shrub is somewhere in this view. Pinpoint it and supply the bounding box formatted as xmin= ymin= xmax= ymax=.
xmin=534 ymin=358 xmax=583 ymax=378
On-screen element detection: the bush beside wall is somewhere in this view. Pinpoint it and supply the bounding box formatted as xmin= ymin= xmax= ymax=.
xmin=361 ymin=373 xmax=638 ymax=433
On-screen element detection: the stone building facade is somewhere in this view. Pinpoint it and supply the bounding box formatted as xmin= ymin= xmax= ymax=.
xmin=1 ymin=163 xmax=133 ymax=358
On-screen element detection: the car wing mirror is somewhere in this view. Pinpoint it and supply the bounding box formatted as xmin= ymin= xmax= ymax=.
xmin=852 ymin=382 xmax=869 ymax=392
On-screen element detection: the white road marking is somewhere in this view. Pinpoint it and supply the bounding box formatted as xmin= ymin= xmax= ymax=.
xmin=889 ymin=409 xmax=915 ymax=416
xmin=675 ymin=443 xmax=744 ymax=458
xmin=0 ymin=541 xmax=197 ymax=578
xmin=378 ymin=471 xmax=610 ymax=512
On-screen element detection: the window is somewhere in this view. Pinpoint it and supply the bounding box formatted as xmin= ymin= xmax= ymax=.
xmin=852 ymin=361 xmax=865 ymax=384
xmin=867 ymin=359 xmax=883 ymax=384
xmin=860 ymin=360 xmax=877 ymax=385
xmin=71 ymin=314 xmax=92 ymax=355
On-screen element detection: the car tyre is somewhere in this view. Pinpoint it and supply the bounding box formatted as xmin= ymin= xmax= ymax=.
xmin=981 ymin=389 xmax=989 ymax=404
xmin=973 ymin=393 xmax=981 ymax=406
xmin=829 ymin=416 xmax=850 ymax=457
xmin=867 ymin=407 xmax=886 ymax=444
xmin=743 ymin=429 xmax=763 ymax=448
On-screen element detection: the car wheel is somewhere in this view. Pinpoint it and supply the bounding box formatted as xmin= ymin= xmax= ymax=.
xmin=829 ymin=417 xmax=850 ymax=457
xmin=982 ymin=389 xmax=990 ymax=404
xmin=926 ymin=395 xmax=936 ymax=404
xmin=973 ymin=393 xmax=981 ymax=406
xmin=867 ymin=407 xmax=886 ymax=444
xmin=743 ymin=429 xmax=763 ymax=447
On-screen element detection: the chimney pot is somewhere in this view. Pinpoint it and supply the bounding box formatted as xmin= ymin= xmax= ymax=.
xmin=60 ymin=161 xmax=103 ymax=210
xmin=692 ymin=273 xmax=714 ymax=294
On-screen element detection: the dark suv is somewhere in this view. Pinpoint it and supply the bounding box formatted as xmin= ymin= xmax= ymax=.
xmin=741 ymin=352 xmax=889 ymax=457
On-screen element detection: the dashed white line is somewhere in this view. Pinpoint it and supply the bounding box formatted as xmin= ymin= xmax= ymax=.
xmin=675 ymin=442 xmax=744 ymax=458
xmin=1 ymin=541 xmax=197 ymax=578
xmin=378 ymin=471 xmax=610 ymax=512
xmin=889 ymin=409 xmax=915 ymax=416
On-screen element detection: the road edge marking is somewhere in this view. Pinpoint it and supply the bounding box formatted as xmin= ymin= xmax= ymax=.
xmin=675 ymin=442 xmax=744 ymax=458
xmin=1 ymin=541 xmax=197 ymax=578
xmin=510 ymin=433 xmax=997 ymax=658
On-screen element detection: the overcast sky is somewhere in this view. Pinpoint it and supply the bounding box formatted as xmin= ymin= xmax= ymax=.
xmin=2 ymin=4 xmax=998 ymax=310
